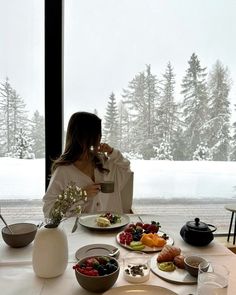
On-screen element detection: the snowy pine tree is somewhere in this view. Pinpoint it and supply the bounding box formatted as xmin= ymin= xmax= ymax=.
xmin=9 ymin=128 xmax=34 ymax=159
xmin=122 ymin=71 xmax=146 ymax=156
xmin=156 ymin=62 xmax=181 ymax=158
xmin=231 ymin=117 xmax=236 ymax=161
xmin=0 ymin=77 xmax=29 ymax=156
xmin=11 ymin=89 xmax=28 ymax=144
xmin=207 ymin=60 xmax=231 ymax=160
xmin=193 ymin=142 xmax=213 ymax=161
xmin=30 ymin=110 xmax=45 ymax=158
xmin=0 ymin=77 xmax=13 ymax=155
xmin=145 ymin=64 xmax=158 ymax=138
xmin=157 ymin=62 xmax=176 ymax=140
xmin=181 ymin=53 xmax=209 ymax=159
xmin=122 ymin=65 xmax=158 ymax=159
xmin=117 ymin=101 xmax=131 ymax=152
xmin=153 ymin=139 xmax=173 ymax=160
xmin=171 ymin=125 xmax=186 ymax=160
xmin=103 ymin=92 xmax=119 ymax=147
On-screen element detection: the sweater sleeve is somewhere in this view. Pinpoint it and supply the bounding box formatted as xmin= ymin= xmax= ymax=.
xmin=105 ymin=148 xmax=132 ymax=192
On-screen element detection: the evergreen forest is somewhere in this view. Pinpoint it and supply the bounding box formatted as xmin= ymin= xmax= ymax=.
xmin=1 ymin=53 xmax=236 ymax=161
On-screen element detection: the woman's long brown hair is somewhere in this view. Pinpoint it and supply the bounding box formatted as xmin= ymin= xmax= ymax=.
xmin=51 ymin=112 xmax=109 ymax=174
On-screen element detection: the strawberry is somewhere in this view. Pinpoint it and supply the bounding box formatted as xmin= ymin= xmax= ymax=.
xmin=144 ymin=221 xmax=160 ymax=233
xmin=82 ymin=268 xmax=99 ymax=276
xmin=135 ymin=222 xmax=143 ymax=227
xmin=142 ymin=223 xmax=150 ymax=230
xmin=124 ymin=225 xmax=135 ymax=233
xmin=85 ymin=257 xmax=99 ymax=267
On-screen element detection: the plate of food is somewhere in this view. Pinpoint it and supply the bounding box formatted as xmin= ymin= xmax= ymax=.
xmin=116 ymin=221 xmax=174 ymax=252
xmin=78 ymin=212 xmax=130 ymax=230
xmin=150 ymin=245 xmax=197 ymax=284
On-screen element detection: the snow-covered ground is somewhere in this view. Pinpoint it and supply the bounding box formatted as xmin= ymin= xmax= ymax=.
xmin=0 ymin=157 xmax=236 ymax=200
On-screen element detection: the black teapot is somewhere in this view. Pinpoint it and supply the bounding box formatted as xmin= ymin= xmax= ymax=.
xmin=180 ymin=217 xmax=217 ymax=246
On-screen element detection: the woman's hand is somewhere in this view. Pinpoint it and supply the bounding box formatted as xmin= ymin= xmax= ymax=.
xmin=83 ymin=183 xmax=101 ymax=197
xmin=99 ymin=143 xmax=113 ymax=155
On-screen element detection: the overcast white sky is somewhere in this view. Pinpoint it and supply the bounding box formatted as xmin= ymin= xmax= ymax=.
xmin=1 ymin=0 xmax=236 ymax=126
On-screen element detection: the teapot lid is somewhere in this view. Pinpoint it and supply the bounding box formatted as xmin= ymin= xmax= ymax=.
xmin=186 ymin=218 xmax=209 ymax=231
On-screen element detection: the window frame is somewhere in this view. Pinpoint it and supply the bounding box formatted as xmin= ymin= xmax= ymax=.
xmin=45 ymin=0 xmax=64 ymax=190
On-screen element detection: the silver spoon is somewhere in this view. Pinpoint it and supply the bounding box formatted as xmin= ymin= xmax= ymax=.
xmin=0 ymin=214 xmax=13 ymax=234
xmin=109 ymin=248 xmax=120 ymax=257
xmin=37 ymin=221 xmax=44 ymax=229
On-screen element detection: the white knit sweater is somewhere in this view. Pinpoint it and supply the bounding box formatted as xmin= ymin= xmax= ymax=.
xmin=42 ymin=149 xmax=132 ymax=217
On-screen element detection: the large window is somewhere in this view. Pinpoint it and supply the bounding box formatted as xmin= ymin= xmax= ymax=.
xmin=0 ymin=0 xmax=45 ymax=202
xmin=64 ymin=0 xmax=236 ymax=208
xmin=1 ymin=1 xmax=235 ymax=233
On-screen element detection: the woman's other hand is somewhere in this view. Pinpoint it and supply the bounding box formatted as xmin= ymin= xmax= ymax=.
xmin=99 ymin=143 xmax=113 ymax=155
xmin=83 ymin=183 xmax=101 ymax=197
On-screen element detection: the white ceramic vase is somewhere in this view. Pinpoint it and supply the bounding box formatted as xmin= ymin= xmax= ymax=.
xmin=32 ymin=224 xmax=68 ymax=278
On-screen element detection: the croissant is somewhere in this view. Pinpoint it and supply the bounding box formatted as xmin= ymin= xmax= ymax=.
xmin=173 ymin=255 xmax=185 ymax=269
xmin=157 ymin=245 xmax=181 ymax=263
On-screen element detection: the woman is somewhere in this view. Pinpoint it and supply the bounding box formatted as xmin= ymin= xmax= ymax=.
xmin=43 ymin=111 xmax=132 ymax=218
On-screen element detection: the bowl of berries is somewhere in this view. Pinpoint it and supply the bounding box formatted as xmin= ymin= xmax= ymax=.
xmin=73 ymin=255 xmax=119 ymax=293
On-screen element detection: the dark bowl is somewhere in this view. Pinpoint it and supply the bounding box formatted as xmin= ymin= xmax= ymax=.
xmin=75 ymin=255 xmax=119 ymax=293
xmin=184 ymin=255 xmax=209 ymax=277
xmin=1 ymin=223 xmax=37 ymax=248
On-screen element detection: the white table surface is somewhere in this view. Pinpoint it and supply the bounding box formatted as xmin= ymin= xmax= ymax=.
xmin=0 ymin=214 xmax=235 ymax=295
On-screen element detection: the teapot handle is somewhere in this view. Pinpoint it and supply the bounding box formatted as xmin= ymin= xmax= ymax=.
xmin=189 ymin=223 xmax=217 ymax=233
xmin=207 ymin=224 xmax=217 ymax=233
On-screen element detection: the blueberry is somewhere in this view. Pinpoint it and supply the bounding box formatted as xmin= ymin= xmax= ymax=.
xmin=106 ymin=262 xmax=117 ymax=273
xmin=97 ymin=265 xmax=106 ymax=276
xmin=133 ymin=234 xmax=140 ymax=241
xmin=109 ymin=258 xmax=117 ymax=265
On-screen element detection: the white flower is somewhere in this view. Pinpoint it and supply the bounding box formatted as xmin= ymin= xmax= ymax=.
xmin=48 ymin=181 xmax=87 ymax=226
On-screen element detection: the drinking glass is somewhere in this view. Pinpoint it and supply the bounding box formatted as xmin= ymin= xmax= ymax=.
xmin=197 ymin=261 xmax=229 ymax=295
xmin=123 ymin=251 xmax=150 ymax=283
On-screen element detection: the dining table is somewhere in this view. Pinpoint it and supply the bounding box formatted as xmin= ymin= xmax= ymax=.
xmin=0 ymin=213 xmax=235 ymax=295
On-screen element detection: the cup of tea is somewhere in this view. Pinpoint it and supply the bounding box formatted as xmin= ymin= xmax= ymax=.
xmin=100 ymin=181 xmax=115 ymax=193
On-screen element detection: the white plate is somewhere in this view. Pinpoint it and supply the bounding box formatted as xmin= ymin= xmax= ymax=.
xmin=150 ymin=255 xmax=197 ymax=284
xmin=116 ymin=231 xmax=174 ymax=253
xmin=78 ymin=213 xmax=130 ymax=230
xmin=75 ymin=243 xmax=119 ymax=260
xmin=103 ymin=284 xmax=178 ymax=295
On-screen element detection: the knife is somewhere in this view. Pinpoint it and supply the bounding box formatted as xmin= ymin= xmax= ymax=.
xmin=71 ymin=216 xmax=79 ymax=233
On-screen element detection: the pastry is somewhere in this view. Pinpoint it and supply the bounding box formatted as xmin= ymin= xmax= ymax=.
xmin=157 ymin=245 xmax=181 ymax=263
xmin=173 ymin=255 xmax=185 ymax=269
